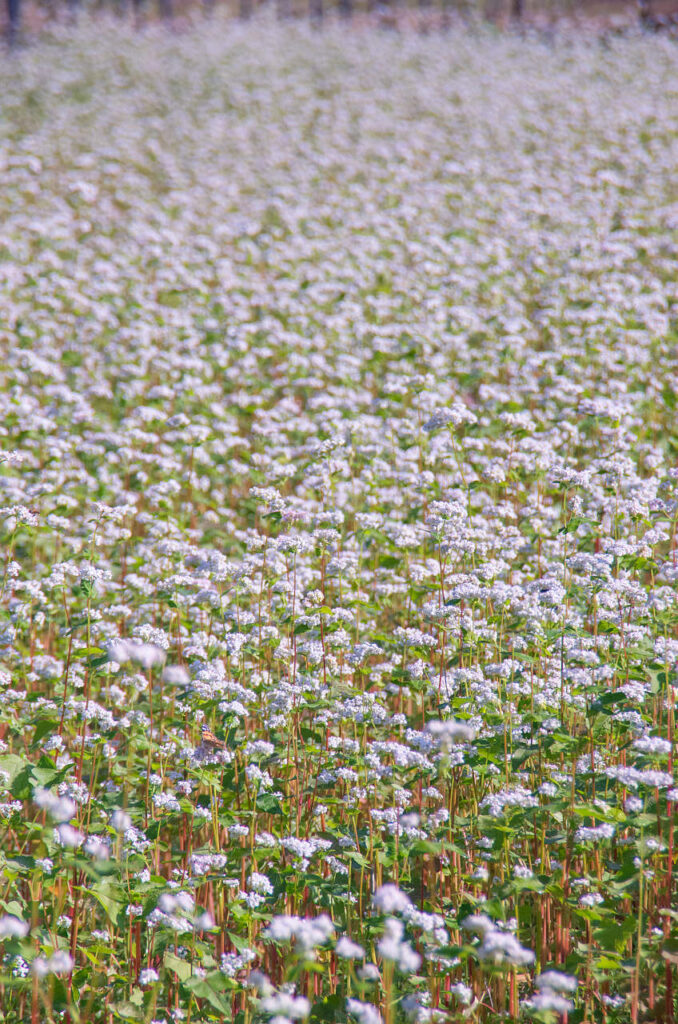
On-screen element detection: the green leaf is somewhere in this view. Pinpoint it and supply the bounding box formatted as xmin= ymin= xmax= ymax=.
xmin=559 ymin=516 xmax=585 ymax=534
xmin=310 ymin=992 xmax=345 ymax=1023
xmin=183 ymin=975 xmax=232 ymax=1014
xmin=32 ymin=719 xmax=57 ymax=745
xmin=379 ymin=555 xmax=400 ymax=569
xmin=1 ymin=900 xmax=25 ymax=919
xmin=227 ymin=931 xmax=254 ymax=954
xmin=164 ymin=951 xmax=192 ymax=982
xmin=594 ymin=916 xmax=635 ymax=953
xmin=111 ymin=1001 xmax=143 ymax=1021
xmin=256 ymin=793 xmax=283 ymax=815
xmin=88 ymin=883 xmax=126 ymax=929
xmin=27 ymin=760 xmax=72 ymax=794
xmin=0 ymin=755 xmax=27 ymax=788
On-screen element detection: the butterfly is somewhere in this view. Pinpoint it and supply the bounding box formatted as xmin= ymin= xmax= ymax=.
xmin=201 ymin=726 xmax=227 ymax=750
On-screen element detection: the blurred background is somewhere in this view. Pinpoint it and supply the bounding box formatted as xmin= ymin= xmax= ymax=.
xmin=4 ymin=0 xmax=677 ymax=46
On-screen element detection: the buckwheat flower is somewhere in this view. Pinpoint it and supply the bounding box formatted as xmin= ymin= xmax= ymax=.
xmin=153 ymin=791 xmax=181 ymax=813
xmin=8 ymin=955 xmax=29 ymax=978
xmin=34 ymin=788 xmax=76 ymax=822
xmin=638 ymin=770 xmax=674 ymax=788
xmin=259 ymin=993 xmax=311 ymax=1019
xmin=220 ymin=949 xmax=256 ymax=976
xmin=372 ymin=884 xmax=412 ymax=914
xmin=249 ymin=872 xmax=274 ymax=895
xmin=536 ymin=971 xmax=578 ymax=994
xmin=1 ymin=505 xmax=39 ymax=527
xmin=377 ymin=918 xmax=421 ymax=973
xmin=481 ymin=786 xmax=538 ymax=818
xmin=255 ymin=831 xmax=278 ymax=847
xmin=33 ymin=951 xmax=74 ymax=976
xmin=575 ymin=823 xmax=615 ymax=843
xmin=477 ymin=929 xmax=535 ymax=967
xmin=31 ymin=957 xmax=50 ymax=979
xmin=632 ymin=735 xmax=672 ymax=756
xmin=450 ymin=983 xmax=472 ymax=1005
xmin=84 ymin=836 xmax=110 ymax=860
xmin=401 ymin=994 xmax=437 ymax=1022
xmin=0 ymin=915 xmax=29 ymax=939
xmin=263 ymin=915 xmax=334 ymax=953
xmin=42 ymin=735 xmax=65 ymax=755
xmin=423 ymin=786 xmax=442 ymax=800
xmin=139 ymin=968 xmax=159 ymax=985
xmin=336 ymin=936 xmax=365 ymax=959
xmin=240 ymin=891 xmax=267 ymax=910
xmin=247 ymin=970 xmax=274 ymax=996
xmin=124 ymin=825 xmax=150 ymax=852
xmin=358 ymin=958 xmax=378 ymax=983
xmin=394 ymin=628 xmax=437 ymax=649
xmin=347 ymin=998 xmax=384 ymax=1024
xmin=56 ymin=824 xmax=85 ymax=848
xmin=426 ymin=719 xmax=475 ymax=746
xmin=423 ymin=405 xmax=477 ymax=432
xmin=579 ymin=893 xmax=604 ymax=908
xmin=461 ymin=914 xmax=495 ymax=936
xmin=108 ymin=640 xmax=165 ymax=669
xmin=162 ymin=665 xmax=190 ymax=686
xmin=0 ymin=800 xmax=23 ymax=820
xmin=162 ymin=892 xmax=195 ymax=915
xmin=524 ymin=991 xmax=573 ymax=1014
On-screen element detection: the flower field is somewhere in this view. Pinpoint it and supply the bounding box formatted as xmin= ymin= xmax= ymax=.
xmin=1 ymin=18 xmax=678 ymax=1023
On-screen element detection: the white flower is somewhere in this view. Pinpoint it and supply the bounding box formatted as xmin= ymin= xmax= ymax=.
xmin=347 ymin=998 xmax=384 ymax=1024
xmin=0 ymin=915 xmax=29 ymax=939
xmin=426 ymin=719 xmax=475 ymax=746
xmin=336 ymin=936 xmax=365 ymax=959
xmin=259 ymin=993 xmax=311 ymax=1019
xmin=263 ymin=915 xmax=334 ymax=953
xmin=162 ymin=665 xmax=190 ymax=685
xmin=107 ymin=640 xmax=165 ymax=669
xmin=111 ymin=809 xmax=132 ymax=832
xmin=34 ymin=788 xmax=76 ymax=823
xmin=524 ymin=991 xmax=574 ymax=1014
xmin=477 ymin=929 xmax=534 ymax=967
xmin=32 ymin=952 xmax=74 ymax=977
xmin=377 ymin=918 xmax=421 ymax=973
xmin=56 ymin=824 xmax=85 ymax=848
xmin=249 ymin=872 xmax=274 ymax=895
xmin=536 ymin=971 xmax=578 ymax=994
xmin=372 ymin=884 xmax=412 ymax=914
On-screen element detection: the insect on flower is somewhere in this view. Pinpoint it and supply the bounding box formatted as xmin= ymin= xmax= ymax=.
xmin=201 ymin=726 xmax=227 ymax=750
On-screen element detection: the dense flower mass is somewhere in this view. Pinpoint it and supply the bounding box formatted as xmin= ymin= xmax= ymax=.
xmin=0 ymin=14 xmax=677 ymax=1023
